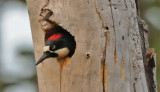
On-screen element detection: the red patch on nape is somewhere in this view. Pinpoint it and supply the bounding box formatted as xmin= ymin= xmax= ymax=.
xmin=48 ymin=33 xmax=63 ymax=41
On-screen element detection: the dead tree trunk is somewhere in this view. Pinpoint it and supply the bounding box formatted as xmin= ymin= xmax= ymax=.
xmin=26 ymin=0 xmax=157 ymax=92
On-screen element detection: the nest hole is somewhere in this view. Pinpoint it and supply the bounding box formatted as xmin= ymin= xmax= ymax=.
xmin=44 ymin=22 xmax=76 ymax=58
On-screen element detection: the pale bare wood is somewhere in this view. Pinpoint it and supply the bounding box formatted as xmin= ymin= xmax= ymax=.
xmin=26 ymin=0 xmax=156 ymax=92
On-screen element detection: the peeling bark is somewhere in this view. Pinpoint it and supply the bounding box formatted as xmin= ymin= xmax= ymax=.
xmin=26 ymin=0 xmax=157 ymax=92
xmin=138 ymin=18 xmax=157 ymax=92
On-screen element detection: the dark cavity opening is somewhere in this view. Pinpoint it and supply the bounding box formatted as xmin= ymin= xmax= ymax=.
xmin=105 ymin=27 xmax=109 ymax=30
xmin=39 ymin=9 xmax=76 ymax=58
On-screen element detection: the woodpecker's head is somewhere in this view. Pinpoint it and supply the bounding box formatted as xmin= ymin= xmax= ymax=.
xmin=36 ymin=33 xmax=70 ymax=65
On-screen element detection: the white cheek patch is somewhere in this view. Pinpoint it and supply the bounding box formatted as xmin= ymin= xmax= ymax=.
xmin=54 ymin=47 xmax=69 ymax=58
xmin=43 ymin=46 xmax=50 ymax=52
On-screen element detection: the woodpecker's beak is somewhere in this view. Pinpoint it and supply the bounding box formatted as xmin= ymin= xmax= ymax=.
xmin=36 ymin=52 xmax=51 ymax=65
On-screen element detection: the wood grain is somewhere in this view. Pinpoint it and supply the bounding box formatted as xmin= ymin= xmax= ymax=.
xmin=26 ymin=0 xmax=156 ymax=92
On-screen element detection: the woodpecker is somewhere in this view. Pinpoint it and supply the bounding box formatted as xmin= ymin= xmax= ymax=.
xmin=36 ymin=26 xmax=76 ymax=65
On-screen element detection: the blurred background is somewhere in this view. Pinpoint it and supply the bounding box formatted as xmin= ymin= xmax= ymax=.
xmin=0 ymin=0 xmax=159 ymax=92
xmin=0 ymin=0 xmax=38 ymax=92
xmin=139 ymin=0 xmax=160 ymax=91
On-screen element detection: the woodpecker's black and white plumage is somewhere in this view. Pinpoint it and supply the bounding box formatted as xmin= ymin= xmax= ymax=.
xmin=36 ymin=26 xmax=76 ymax=65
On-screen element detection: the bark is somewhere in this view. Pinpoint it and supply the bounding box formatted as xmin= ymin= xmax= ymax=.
xmin=26 ymin=0 xmax=157 ymax=92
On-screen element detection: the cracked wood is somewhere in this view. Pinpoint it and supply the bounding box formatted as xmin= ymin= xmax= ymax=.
xmin=26 ymin=0 xmax=155 ymax=92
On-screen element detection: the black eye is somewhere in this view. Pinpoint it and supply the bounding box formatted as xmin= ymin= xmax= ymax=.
xmin=50 ymin=45 xmax=56 ymax=50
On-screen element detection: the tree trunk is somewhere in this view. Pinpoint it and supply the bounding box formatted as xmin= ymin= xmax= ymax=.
xmin=26 ymin=0 xmax=157 ymax=92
